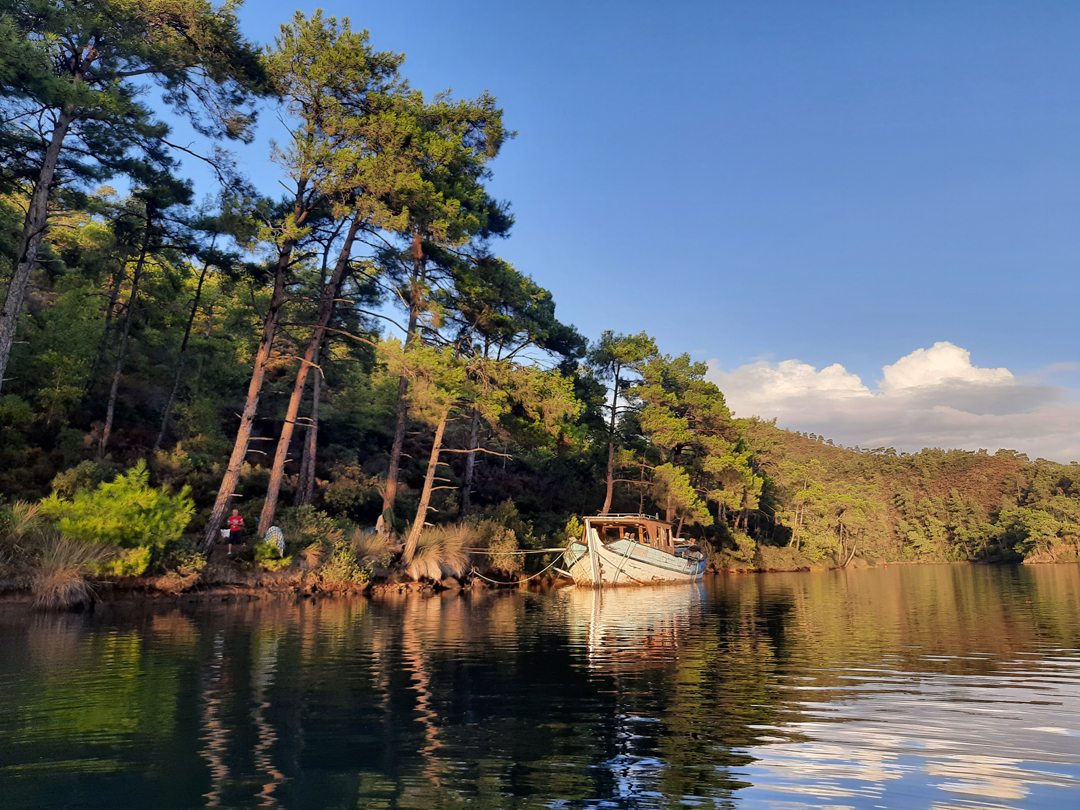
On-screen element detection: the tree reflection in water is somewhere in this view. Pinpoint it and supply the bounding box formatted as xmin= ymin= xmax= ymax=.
xmin=0 ymin=565 xmax=1079 ymax=809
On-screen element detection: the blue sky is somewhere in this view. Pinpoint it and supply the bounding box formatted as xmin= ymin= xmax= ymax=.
xmin=176 ymin=1 xmax=1080 ymax=459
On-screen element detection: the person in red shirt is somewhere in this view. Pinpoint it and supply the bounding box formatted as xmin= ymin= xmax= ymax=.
xmin=227 ymin=509 xmax=244 ymax=554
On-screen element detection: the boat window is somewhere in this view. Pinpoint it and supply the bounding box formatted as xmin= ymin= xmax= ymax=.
xmin=624 ymin=527 xmax=640 ymax=543
xmin=641 ymin=528 xmax=651 ymax=545
xmin=603 ymin=526 xmax=621 ymax=543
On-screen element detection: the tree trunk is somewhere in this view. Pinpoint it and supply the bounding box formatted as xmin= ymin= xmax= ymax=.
xmin=601 ymin=441 xmax=615 ymax=515
xmin=154 ymin=249 xmax=214 ymax=451
xmin=381 ymin=378 xmax=410 ymax=528
xmin=379 ymin=237 xmax=425 ymax=532
xmin=295 ymin=347 xmax=322 ymax=507
xmin=459 ymin=407 xmax=481 ymax=517
xmin=842 ymin=528 xmax=860 ymax=568
xmin=403 ymin=407 xmax=450 ymax=562
xmin=600 ymin=373 xmax=620 ymax=514
xmin=296 ymin=256 xmax=335 ymax=509
xmin=0 ymin=108 xmax=75 ymax=393
xmin=200 ymin=242 xmax=293 ymax=553
xmin=100 ymin=218 xmax=153 ymax=457
xmin=87 ymin=257 xmax=127 ymax=391
xmin=259 ymin=216 xmax=361 ymax=532
xmin=737 ymin=500 xmax=749 ymax=531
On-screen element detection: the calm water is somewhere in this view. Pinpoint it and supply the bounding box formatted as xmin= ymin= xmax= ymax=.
xmin=2 ymin=565 xmax=1080 ymax=809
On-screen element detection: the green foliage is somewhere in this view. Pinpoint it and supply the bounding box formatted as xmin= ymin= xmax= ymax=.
xmin=50 ymin=460 xmax=125 ymax=499
xmin=469 ymin=513 xmax=520 ymax=574
xmin=40 ymin=460 xmax=194 ymax=557
xmin=564 ymin=514 xmax=584 ymax=542
xmin=95 ymin=546 xmax=153 ymax=578
xmin=0 ymin=5 xmax=1076 ymax=580
xmin=253 ymin=539 xmax=291 ymax=571
xmin=278 ymin=506 xmax=344 ymax=552
xmin=317 ymin=538 xmax=371 ymax=589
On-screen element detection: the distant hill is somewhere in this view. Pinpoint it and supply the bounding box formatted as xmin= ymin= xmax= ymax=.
xmin=733 ymin=419 xmax=1079 ymax=568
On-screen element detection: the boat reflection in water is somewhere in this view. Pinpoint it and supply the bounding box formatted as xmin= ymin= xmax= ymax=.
xmin=561 ymin=581 xmax=705 ymax=670
xmin=557 ymin=583 xmax=721 ymax=805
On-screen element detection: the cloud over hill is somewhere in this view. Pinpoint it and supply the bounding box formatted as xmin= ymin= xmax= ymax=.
xmin=708 ymin=342 xmax=1080 ymax=463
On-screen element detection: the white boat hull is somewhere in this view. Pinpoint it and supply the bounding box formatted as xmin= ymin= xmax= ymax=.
xmin=563 ymin=531 xmax=706 ymax=587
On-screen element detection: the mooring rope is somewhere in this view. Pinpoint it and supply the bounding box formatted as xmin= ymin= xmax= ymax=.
xmin=461 ymin=547 xmax=569 ymax=554
xmin=468 ymin=545 xmax=569 ymax=585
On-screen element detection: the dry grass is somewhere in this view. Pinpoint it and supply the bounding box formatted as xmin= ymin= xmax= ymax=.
xmin=350 ymin=527 xmax=393 ymax=561
xmin=299 ymin=541 xmax=325 ymax=570
xmin=9 ymin=500 xmax=42 ymax=537
xmin=406 ymin=524 xmax=470 ymax=582
xmin=1 ymin=500 xmax=46 ymax=563
xmin=31 ymin=534 xmax=112 ymax=610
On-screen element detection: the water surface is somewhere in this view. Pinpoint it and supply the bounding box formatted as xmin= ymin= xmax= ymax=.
xmin=2 ymin=565 xmax=1079 ymax=808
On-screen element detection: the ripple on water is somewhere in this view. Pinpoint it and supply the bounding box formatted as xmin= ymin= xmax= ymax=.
xmin=0 ymin=566 xmax=1079 ymax=809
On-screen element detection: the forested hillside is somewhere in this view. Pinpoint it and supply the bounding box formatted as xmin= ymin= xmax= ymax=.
xmin=1 ymin=2 xmax=1077 ymax=601
xmin=737 ymin=421 xmax=1080 ymax=567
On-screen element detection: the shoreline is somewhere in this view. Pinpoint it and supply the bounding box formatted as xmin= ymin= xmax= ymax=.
xmin=2 ymin=557 xmax=1070 ymax=612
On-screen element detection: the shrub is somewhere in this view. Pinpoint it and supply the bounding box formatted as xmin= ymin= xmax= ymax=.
xmin=318 ymin=539 xmax=371 ymax=589
xmin=41 ymin=460 xmax=194 ymax=550
xmin=406 ymin=524 xmax=469 ymax=581
xmin=469 ymin=519 xmax=519 ymax=574
xmin=96 ymin=546 xmax=153 ymax=577
xmin=278 ymin=506 xmax=344 ymax=553
xmin=39 ymin=460 xmax=194 ymax=577
xmin=754 ymin=544 xmax=814 ymax=571
xmin=50 ymin=460 xmax=124 ymax=499
xmin=253 ymin=539 xmax=292 ymax=572
xmin=32 ymin=534 xmax=113 ymax=610
xmin=0 ymin=500 xmax=46 ymax=559
xmin=160 ymin=544 xmax=207 ymax=578
xmin=349 ymin=527 xmax=394 ymax=568
xmin=323 ymin=463 xmax=384 ymax=523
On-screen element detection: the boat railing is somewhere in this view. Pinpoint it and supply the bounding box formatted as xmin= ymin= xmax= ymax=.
xmin=589 ymin=512 xmax=662 ymax=521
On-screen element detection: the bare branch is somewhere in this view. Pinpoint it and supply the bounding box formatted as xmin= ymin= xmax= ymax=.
xmin=440 ymin=447 xmax=512 ymax=458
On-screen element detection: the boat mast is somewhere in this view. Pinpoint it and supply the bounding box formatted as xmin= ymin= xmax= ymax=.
xmin=586 ymin=520 xmax=602 ymax=587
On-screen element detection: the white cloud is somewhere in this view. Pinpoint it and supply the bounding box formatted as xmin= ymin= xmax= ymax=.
xmin=879 ymin=342 xmax=1012 ymax=392
xmin=708 ymin=342 xmax=1080 ymax=463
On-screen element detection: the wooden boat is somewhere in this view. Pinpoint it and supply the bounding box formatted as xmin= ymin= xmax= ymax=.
xmin=560 ymin=514 xmax=706 ymax=587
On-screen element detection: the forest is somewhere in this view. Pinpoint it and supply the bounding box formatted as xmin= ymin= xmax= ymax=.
xmin=2 ymin=2 xmax=1079 ymax=605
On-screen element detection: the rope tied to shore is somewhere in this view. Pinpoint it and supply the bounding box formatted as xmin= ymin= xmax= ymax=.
xmin=469 ymin=549 xmax=567 ymax=586
xmin=461 ymin=547 xmax=569 ymax=554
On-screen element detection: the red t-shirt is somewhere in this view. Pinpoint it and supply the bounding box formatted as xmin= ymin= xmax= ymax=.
xmin=227 ymin=515 xmax=244 ymax=531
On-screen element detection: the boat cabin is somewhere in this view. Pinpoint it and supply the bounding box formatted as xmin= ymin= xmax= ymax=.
xmin=584 ymin=515 xmax=676 ymax=554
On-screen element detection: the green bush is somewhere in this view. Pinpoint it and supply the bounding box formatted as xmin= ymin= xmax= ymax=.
xmin=160 ymin=542 xmax=207 ymax=578
xmin=254 ymin=539 xmax=292 ymax=571
xmin=754 ymin=544 xmax=814 ymax=571
xmin=96 ymin=546 xmax=153 ymax=577
xmin=469 ymin=519 xmax=519 ymax=574
xmin=318 ymin=539 xmax=371 ymax=588
xmin=278 ymin=506 xmax=345 ymax=553
xmin=39 ymin=461 xmax=194 ymax=577
xmin=50 ymin=460 xmax=125 ymax=499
